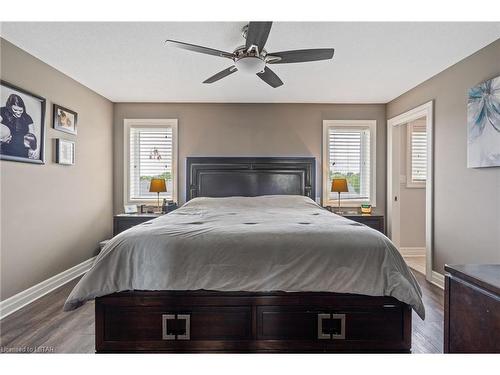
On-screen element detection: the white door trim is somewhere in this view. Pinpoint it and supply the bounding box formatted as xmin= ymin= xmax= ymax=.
xmin=387 ymin=101 xmax=434 ymax=283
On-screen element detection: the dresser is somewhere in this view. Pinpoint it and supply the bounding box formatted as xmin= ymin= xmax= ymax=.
xmin=113 ymin=213 xmax=161 ymax=236
xmin=444 ymin=264 xmax=500 ymax=353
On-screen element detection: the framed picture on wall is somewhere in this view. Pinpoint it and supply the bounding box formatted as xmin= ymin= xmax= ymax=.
xmin=56 ymin=138 xmax=75 ymax=165
xmin=467 ymin=74 xmax=500 ymax=168
xmin=53 ymin=104 xmax=77 ymax=135
xmin=0 ymin=80 xmax=46 ymax=164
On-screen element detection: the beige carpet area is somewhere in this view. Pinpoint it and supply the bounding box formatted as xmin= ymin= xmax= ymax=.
xmin=404 ymin=255 xmax=426 ymax=275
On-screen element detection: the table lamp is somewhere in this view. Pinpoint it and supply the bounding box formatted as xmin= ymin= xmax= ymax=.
xmin=331 ymin=178 xmax=348 ymax=214
xmin=149 ymin=178 xmax=167 ymax=211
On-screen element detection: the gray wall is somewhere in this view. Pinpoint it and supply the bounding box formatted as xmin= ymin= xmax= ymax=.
xmin=0 ymin=39 xmax=114 ymax=300
xmin=113 ymin=103 xmax=387 ymax=212
xmin=399 ymin=123 xmax=426 ymax=249
xmin=3 ymin=36 xmax=498 ymax=301
xmin=387 ymin=38 xmax=500 ymax=272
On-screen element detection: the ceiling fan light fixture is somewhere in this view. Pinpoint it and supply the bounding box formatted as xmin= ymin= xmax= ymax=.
xmin=235 ymin=56 xmax=266 ymax=75
xmin=166 ymin=22 xmax=335 ymax=87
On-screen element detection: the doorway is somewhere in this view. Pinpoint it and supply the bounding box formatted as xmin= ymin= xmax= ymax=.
xmin=387 ymin=101 xmax=433 ymax=282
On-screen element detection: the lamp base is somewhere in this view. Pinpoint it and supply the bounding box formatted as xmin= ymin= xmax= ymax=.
xmin=337 ymin=192 xmax=344 ymax=215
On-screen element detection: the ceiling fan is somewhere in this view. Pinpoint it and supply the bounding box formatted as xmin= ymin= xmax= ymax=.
xmin=165 ymin=22 xmax=335 ymax=88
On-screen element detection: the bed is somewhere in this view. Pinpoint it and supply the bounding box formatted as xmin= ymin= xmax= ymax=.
xmin=65 ymin=157 xmax=424 ymax=353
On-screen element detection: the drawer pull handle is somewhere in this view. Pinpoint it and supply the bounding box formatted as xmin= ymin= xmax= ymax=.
xmin=162 ymin=314 xmax=191 ymax=341
xmin=317 ymin=313 xmax=346 ymax=340
xmin=176 ymin=314 xmax=191 ymax=340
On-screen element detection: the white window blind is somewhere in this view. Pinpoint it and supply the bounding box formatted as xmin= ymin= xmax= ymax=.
xmin=129 ymin=126 xmax=174 ymax=201
xmin=327 ymin=126 xmax=371 ymax=201
xmin=408 ymin=122 xmax=427 ymax=186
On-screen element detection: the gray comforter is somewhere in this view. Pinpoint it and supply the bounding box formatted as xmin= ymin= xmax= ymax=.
xmin=64 ymin=195 xmax=425 ymax=319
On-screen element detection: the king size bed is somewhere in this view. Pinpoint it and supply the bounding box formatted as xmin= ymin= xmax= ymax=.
xmin=64 ymin=157 xmax=424 ymax=353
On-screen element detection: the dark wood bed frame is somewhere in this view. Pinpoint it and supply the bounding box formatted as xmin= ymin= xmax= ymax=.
xmin=96 ymin=157 xmax=412 ymax=353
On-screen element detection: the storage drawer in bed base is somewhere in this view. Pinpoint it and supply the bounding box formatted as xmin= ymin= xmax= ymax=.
xmin=95 ymin=291 xmax=412 ymax=353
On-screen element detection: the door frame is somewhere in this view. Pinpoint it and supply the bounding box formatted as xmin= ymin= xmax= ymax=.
xmin=387 ymin=101 xmax=434 ymax=283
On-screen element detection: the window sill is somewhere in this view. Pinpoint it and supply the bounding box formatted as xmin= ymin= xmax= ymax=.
xmin=127 ymin=198 xmax=174 ymax=205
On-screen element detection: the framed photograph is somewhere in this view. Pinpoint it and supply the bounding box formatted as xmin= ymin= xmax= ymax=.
xmin=467 ymin=74 xmax=500 ymax=168
xmin=56 ymin=138 xmax=75 ymax=165
xmin=124 ymin=204 xmax=138 ymax=214
xmin=0 ymin=80 xmax=46 ymax=164
xmin=53 ymin=104 xmax=77 ymax=135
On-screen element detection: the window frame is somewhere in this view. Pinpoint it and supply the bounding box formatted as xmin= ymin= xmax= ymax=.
xmin=406 ymin=121 xmax=427 ymax=188
xmin=123 ymin=119 xmax=178 ymax=206
xmin=322 ymin=120 xmax=377 ymax=207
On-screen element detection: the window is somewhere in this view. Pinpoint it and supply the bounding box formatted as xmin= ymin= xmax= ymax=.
xmin=406 ymin=120 xmax=427 ymax=188
xmin=322 ymin=120 xmax=376 ymax=206
xmin=124 ymin=119 xmax=178 ymax=204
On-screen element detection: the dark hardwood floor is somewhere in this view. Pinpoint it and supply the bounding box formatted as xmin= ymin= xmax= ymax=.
xmin=411 ymin=272 xmax=444 ymax=353
xmin=0 ymin=271 xmax=443 ymax=354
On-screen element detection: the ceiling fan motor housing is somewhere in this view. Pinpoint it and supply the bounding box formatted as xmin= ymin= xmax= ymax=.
xmin=235 ymin=56 xmax=266 ymax=74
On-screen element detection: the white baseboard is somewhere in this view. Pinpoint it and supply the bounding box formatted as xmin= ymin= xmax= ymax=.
xmin=399 ymin=247 xmax=426 ymax=257
xmin=0 ymin=256 xmax=96 ymax=320
xmin=430 ymin=271 xmax=445 ymax=289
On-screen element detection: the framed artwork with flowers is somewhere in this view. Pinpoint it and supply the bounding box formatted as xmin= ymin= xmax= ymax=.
xmin=467 ymin=75 xmax=500 ymax=168
xmin=0 ymin=80 xmax=46 ymax=164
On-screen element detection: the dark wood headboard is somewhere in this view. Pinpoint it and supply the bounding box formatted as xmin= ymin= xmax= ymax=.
xmin=186 ymin=157 xmax=315 ymax=202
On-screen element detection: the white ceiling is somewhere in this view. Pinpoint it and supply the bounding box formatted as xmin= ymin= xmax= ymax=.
xmin=1 ymin=22 xmax=499 ymax=103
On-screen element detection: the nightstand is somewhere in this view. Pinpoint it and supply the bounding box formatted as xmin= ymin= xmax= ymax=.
xmin=113 ymin=213 xmax=161 ymax=236
xmin=324 ymin=207 xmax=385 ymax=234
xmin=342 ymin=214 xmax=385 ymax=235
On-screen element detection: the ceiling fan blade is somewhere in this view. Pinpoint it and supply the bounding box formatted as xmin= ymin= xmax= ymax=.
xmin=267 ymin=48 xmax=335 ymax=64
xmin=245 ymin=22 xmax=273 ymax=52
xmin=165 ymin=39 xmax=234 ymax=59
xmin=256 ymin=66 xmax=283 ymax=88
xmin=203 ymin=66 xmax=238 ymax=84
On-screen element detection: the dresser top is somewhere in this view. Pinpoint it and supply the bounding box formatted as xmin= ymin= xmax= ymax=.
xmin=445 ymin=264 xmax=500 ymax=295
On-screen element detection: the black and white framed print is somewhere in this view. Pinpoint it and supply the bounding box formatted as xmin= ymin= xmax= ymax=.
xmin=53 ymin=104 xmax=77 ymax=135
xmin=56 ymin=138 xmax=75 ymax=165
xmin=0 ymin=80 xmax=46 ymax=164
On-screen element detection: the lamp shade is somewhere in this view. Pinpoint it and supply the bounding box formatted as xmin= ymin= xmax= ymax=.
xmin=331 ymin=178 xmax=348 ymax=193
xmin=149 ymin=178 xmax=167 ymax=193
